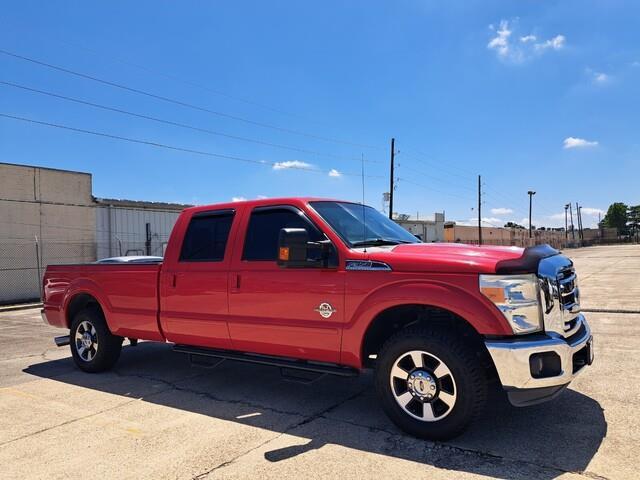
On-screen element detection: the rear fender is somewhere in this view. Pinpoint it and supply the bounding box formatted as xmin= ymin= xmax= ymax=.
xmin=341 ymin=280 xmax=512 ymax=368
xmin=62 ymin=278 xmax=114 ymax=330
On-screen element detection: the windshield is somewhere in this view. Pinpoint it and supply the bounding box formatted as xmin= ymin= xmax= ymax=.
xmin=310 ymin=201 xmax=420 ymax=247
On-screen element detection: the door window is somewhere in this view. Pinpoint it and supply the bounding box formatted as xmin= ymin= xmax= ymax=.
xmin=242 ymin=207 xmax=323 ymax=261
xmin=179 ymin=210 xmax=234 ymax=262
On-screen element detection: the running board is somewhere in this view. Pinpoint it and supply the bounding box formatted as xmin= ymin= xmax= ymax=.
xmin=54 ymin=335 xmax=70 ymax=347
xmin=173 ymin=345 xmax=359 ymax=377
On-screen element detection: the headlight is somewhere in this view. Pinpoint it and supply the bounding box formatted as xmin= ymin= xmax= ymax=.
xmin=479 ymin=274 xmax=543 ymax=334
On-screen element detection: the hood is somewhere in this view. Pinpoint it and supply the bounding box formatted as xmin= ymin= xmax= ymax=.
xmin=364 ymin=243 xmax=527 ymax=274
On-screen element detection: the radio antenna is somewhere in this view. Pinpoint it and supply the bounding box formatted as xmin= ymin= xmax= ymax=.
xmin=361 ymin=152 xmax=367 ymax=253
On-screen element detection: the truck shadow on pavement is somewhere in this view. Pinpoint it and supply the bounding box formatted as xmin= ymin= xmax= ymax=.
xmin=24 ymin=342 xmax=606 ymax=479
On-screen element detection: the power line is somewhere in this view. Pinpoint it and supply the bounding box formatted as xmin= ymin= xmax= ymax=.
xmin=0 ymin=48 xmax=383 ymax=150
xmin=0 ymin=80 xmax=379 ymax=164
xmin=396 ymin=177 xmax=476 ymax=202
xmin=0 ymin=112 xmax=385 ymax=179
xmin=8 ymin=25 xmax=316 ymax=121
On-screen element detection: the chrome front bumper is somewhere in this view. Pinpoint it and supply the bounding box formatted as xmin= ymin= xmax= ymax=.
xmin=485 ymin=315 xmax=593 ymax=403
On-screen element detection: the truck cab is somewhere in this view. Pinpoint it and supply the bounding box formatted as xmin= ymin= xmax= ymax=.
xmin=42 ymin=197 xmax=593 ymax=440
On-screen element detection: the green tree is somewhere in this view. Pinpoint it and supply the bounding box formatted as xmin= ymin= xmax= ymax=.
xmin=603 ymin=202 xmax=628 ymax=235
xmin=504 ymin=221 xmax=525 ymax=229
xmin=628 ymin=205 xmax=640 ymax=241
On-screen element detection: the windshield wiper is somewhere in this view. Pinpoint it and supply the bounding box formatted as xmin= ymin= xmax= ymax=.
xmin=352 ymin=238 xmax=406 ymax=247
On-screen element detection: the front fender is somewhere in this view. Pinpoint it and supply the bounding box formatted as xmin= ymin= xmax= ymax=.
xmin=340 ymin=279 xmax=512 ymax=369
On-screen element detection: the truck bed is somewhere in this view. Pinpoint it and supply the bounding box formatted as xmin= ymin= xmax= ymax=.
xmin=43 ymin=262 xmax=164 ymax=341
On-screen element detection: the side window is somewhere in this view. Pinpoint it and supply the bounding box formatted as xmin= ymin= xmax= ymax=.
xmin=179 ymin=210 xmax=234 ymax=262
xmin=243 ymin=208 xmax=323 ymax=261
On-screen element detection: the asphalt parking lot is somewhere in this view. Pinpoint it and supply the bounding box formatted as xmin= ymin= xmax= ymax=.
xmin=1 ymin=245 xmax=638 ymax=479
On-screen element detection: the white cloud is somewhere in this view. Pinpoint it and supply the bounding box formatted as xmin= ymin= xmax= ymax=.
xmin=534 ymin=35 xmax=565 ymax=51
xmin=468 ymin=217 xmax=504 ymax=226
xmin=272 ymin=160 xmax=312 ymax=171
xmin=487 ymin=20 xmax=512 ymax=58
xmin=256 ymin=195 xmax=268 ymax=199
xmin=491 ymin=207 xmax=514 ymax=215
xmin=549 ymin=212 xmax=566 ymax=220
xmin=563 ymin=137 xmax=599 ymax=149
xmin=328 ymin=169 xmax=342 ymax=177
xmin=593 ymin=72 xmax=609 ymax=84
xmin=488 ymin=20 xmax=565 ymax=63
xmin=581 ymin=207 xmax=604 ymax=216
xmin=231 ymin=196 xmax=247 ymax=202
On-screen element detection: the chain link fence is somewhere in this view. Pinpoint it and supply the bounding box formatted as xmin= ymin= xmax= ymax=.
xmin=0 ymin=239 xmax=167 ymax=305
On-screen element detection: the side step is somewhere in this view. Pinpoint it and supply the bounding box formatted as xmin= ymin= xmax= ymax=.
xmin=173 ymin=344 xmax=359 ymax=378
xmin=54 ymin=335 xmax=70 ymax=347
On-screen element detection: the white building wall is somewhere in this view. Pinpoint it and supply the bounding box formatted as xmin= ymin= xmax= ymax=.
xmin=96 ymin=205 xmax=182 ymax=259
xmin=0 ymin=163 xmax=95 ymax=303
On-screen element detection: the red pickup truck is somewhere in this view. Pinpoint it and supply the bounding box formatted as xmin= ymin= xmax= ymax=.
xmin=42 ymin=197 xmax=593 ymax=439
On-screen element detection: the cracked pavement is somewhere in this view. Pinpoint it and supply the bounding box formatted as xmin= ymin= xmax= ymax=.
xmin=1 ymin=245 xmax=639 ymax=479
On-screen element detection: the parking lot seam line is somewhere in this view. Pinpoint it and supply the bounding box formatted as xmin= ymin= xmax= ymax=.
xmin=315 ymin=415 xmax=611 ymax=480
xmin=0 ymin=394 xmax=158 ymax=448
xmin=581 ymin=308 xmax=640 ymax=314
xmin=191 ymin=387 xmax=370 ymax=479
xmin=111 ymin=369 xmax=311 ymax=418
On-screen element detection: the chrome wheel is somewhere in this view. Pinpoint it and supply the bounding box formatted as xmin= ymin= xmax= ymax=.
xmin=74 ymin=320 xmax=99 ymax=362
xmin=389 ymin=350 xmax=457 ymax=422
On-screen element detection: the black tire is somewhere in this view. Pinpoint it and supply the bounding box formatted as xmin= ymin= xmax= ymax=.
xmin=375 ymin=326 xmax=487 ymax=440
xmin=70 ymin=307 xmax=123 ymax=373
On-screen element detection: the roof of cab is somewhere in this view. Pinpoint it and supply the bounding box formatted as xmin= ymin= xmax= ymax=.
xmin=182 ymin=197 xmax=346 ymax=214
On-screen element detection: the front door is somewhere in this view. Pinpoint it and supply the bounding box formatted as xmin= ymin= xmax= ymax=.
xmin=228 ymin=205 xmax=344 ymax=363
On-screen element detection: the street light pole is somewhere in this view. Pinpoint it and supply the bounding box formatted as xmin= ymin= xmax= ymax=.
xmin=527 ymin=191 xmax=536 ymax=239
xmin=564 ymin=204 xmax=570 ymax=241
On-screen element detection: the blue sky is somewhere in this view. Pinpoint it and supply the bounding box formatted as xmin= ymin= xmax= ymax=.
xmin=1 ymin=1 xmax=638 ymax=228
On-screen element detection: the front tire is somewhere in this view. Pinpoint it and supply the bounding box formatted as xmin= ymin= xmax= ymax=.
xmin=375 ymin=327 xmax=487 ymax=440
xmin=70 ymin=307 xmax=123 ymax=373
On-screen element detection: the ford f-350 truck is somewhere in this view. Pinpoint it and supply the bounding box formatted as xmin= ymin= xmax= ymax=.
xmin=41 ymin=198 xmax=593 ymax=439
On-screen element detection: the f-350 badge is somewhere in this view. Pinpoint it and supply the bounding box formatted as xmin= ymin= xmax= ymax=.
xmin=315 ymin=302 xmax=337 ymax=319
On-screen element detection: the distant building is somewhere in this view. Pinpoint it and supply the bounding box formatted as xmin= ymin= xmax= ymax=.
xmin=444 ymin=222 xmax=567 ymax=248
xmin=95 ymin=198 xmax=187 ymax=259
xmin=396 ymin=213 xmax=446 ymax=242
xmin=0 ymin=162 xmax=190 ymax=304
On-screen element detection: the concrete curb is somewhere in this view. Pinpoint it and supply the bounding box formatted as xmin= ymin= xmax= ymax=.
xmin=0 ymin=303 xmax=43 ymax=313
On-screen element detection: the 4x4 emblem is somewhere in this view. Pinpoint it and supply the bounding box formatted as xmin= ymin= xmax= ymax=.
xmin=314 ymin=302 xmax=337 ymax=319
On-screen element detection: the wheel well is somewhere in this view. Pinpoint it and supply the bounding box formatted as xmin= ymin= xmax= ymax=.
xmin=66 ymin=293 xmax=102 ymax=327
xmin=361 ymin=304 xmax=490 ymax=369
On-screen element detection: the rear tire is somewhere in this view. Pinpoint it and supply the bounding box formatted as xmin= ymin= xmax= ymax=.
xmin=70 ymin=307 xmax=123 ymax=373
xmin=375 ymin=326 xmax=487 ymax=440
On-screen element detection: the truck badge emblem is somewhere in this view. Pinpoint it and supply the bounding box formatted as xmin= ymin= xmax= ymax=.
xmin=314 ymin=302 xmax=336 ymax=319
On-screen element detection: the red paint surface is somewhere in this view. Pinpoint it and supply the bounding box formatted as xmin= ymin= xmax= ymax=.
xmin=42 ymin=197 xmax=524 ymax=369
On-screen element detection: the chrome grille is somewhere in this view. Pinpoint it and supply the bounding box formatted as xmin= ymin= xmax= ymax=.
xmin=558 ymin=267 xmax=581 ymax=335
xmin=538 ymin=255 xmax=583 ymax=338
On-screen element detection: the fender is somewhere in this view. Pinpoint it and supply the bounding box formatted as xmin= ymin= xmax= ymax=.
xmin=340 ymin=279 xmax=512 ymax=369
xmin=63 ymin=278 xmax=115 ymax=330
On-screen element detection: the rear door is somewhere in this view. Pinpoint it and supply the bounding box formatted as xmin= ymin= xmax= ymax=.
xmin=227 ymin=205 xmax=344 ymax=363
xmin=159 ymin=208 xmax=237 ymax=348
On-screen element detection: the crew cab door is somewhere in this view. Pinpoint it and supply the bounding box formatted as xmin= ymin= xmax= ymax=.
xmin=228 ymin=205 xmax=344 ymax=363
xmin=159 ymin=208 xmax=237 ymax=348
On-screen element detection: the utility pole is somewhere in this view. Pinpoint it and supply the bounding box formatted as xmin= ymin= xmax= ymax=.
xmin=527 ymin=191 xmax=536 ymax=239
xmin=569 ymin=203 xmax=575 ymax=241
xmin=477 ymin=175 xmax=482 ymax=245
xmin=388 ymin=138 xmax=395 ymax=220
xmin=577 ymin=203 xmax=583 ymax=242
xmin=564 ymin=204 xmax=569 ymax=240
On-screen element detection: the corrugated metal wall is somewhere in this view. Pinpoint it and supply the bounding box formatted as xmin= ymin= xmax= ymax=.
xmin=96 ymin=206 xmax=181 ymax=259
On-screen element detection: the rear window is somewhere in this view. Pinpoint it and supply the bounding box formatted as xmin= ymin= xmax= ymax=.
xmin=179 ymin=210 xmax=234 ymax=262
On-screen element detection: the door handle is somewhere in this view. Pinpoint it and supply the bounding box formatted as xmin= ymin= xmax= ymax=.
xmin=230 ymin=273 xmax=241 ymax=293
